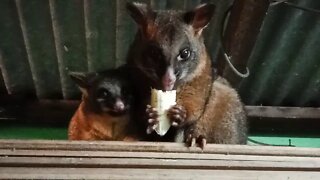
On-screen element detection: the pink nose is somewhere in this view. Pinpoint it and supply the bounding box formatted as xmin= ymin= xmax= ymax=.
xmin=162 ymin=67 xmax=176 ymax=91
xmin=114 ymin=100 xmax=125 ymax=112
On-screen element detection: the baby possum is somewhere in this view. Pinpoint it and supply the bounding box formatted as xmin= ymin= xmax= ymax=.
xmin=126 ymin=2 xmax=247 ymax=147
xmin=68 ymin=66 xmax=137 ymax=141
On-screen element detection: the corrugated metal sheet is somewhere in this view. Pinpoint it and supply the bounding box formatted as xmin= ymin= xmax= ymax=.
xmin=0 ymin=0 xmax=229 ymax=100
xmin=0 ymin=0 xmax=319 ymax=107
xmin=238 ymin=0 xmax=320 ymax=107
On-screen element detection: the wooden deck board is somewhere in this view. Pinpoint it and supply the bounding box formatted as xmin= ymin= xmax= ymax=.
xmin=1 ymin=140 xmax=319 ymax=156
xmin=1 ymin=168 xmax=320 ymax=180
xmin=0 ymin=140 xmax=319 ymax=179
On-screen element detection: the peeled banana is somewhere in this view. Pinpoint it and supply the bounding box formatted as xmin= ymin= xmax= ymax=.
xmin=151 ymin=89 xmax=176 ymax=136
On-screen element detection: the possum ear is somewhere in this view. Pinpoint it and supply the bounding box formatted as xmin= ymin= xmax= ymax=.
xmin=126 ymin=2 xmax=156 ymax=38
xmin=183 ymin=3 xmax=215 ymax=35
xmin=69 ymin=72 xmax=97 ymax=94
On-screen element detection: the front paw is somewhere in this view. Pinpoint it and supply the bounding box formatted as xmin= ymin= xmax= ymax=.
xmin=146 ymin=105 xmax=159 ymax=134
xmin=185 ymin=126 xmax=207 ymax=149
xmin=167 ymin=105 xmax=187 ymax=127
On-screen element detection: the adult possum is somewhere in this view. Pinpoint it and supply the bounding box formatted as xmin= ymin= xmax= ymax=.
xmin=126 ymin=2 xmax=247 ymax=147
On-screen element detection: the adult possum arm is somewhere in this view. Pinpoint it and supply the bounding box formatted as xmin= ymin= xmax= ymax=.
xmin=175 ymin=55 xmax=212 ymax=127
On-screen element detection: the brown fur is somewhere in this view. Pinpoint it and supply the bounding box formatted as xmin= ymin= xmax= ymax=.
xmin=176 ymin=48 xmax=212 ymax=125
xmin=125 ymin=2 xmax=247 ymax=144
xmin=177 ymin=48 xmax=247 ymax=144
xmin=68 ymin=98 xmax=137 ymax=141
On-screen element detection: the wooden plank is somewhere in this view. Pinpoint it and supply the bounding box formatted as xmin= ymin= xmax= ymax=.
xmin=84 ymin=0 xmax=117 ymax=71
xmin=0 ymin=140 xmax=320 ymax=157
xmin=1 ymin=149 xmax=319 ymax=163
xmin=0 ymin=140 xmax=319 ymax=178
xmin=49 ymin=0 xmax=87 ymax=99
xmin=0 ymin=99 xmax=78 ymax=124
xmin=0 ymin=156 xmax=319 ymax=171
xmin=245 ymin=106 xmax=320 ymax=119
xmin=0 ymin=0 xmax=35 ymax=95
xmin=0 ymin=168 xmax=319 ymax=180
xmin=16 ymin=0 xmax=62 ymax=99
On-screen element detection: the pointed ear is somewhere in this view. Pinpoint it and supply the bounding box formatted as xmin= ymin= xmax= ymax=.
xmin=69 ymin=72 xmax=96 ymax=94
xmin=183 ymin=3 xmax=215 ymax=35
xmin=69 ymin=72 xmax=89 ymax=88
xmin=126 ymin=2 xmax=156 ymax=38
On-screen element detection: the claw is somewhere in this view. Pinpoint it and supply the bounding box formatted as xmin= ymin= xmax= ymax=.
xmin=185 ymin=128 xmax=207 ymax=149
xmin=146 ymin=105 xmax=159 ymax=134
xmin=167 ymin=105 xmax=186 ymax=127
xmin=148 ymin=118 xmax=158 ymax=124
xmin=199 ymin=138 xmax=207 ymax=150
xmin=146 ymin=124 xmax=157 ymax=134
xmin=191 ymin=138 xmax=196 ymax=147
xmin=146 ymin=127 xmax=152 ymax=134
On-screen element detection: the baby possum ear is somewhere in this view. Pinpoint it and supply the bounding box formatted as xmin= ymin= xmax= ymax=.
xmin=126 ymin=2 xmax=156 ymax=39
xmin=69 ymin=72 xmax=97 ymax=95
xmin=183 ymin=3 xmax=215 ymax=35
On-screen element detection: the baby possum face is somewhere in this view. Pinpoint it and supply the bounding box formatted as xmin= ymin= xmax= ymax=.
xmin=70 ymin=68 xmax=132 ymax=116
xmin=91 ymin=77 xmax=131 ymax=116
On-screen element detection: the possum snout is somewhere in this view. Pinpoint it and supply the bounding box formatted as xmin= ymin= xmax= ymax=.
xmin=162 ymin=67 xmax=176 ymax=91
xmin=113 ymin=99 xmax=125 ymax=112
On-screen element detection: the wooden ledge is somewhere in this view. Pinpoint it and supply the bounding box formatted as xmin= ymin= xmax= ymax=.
xmin=0 ymin=140 xmax=319 ymax=179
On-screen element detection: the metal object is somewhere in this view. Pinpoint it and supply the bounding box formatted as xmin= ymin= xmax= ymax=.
xmin=217 ymin=0 xmax=270 ymax=87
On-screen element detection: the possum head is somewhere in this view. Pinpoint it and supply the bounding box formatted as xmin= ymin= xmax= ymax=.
xmin=126 ymin=2 xmax=215 ymax=91
xmin=70 ymin=69 xmax=132 ymax=116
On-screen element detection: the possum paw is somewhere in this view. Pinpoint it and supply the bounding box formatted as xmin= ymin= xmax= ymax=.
xmin=185 ymin=128 xmax=207 ymax=149
xmin=167 ymin=105 xmax=187 ymax=127
xmin=146 ymin=105 xmax=159 ymax=134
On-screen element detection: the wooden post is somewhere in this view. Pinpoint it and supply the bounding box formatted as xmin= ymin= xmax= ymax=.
xmin=217 ymin=0 xmax=270 ymax=88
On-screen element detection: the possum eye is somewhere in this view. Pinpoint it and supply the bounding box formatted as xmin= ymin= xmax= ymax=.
xmin=177 ymin=48 xmax=191 ymax=61
xmin=97 ymin=89 xmax=109 ymax=98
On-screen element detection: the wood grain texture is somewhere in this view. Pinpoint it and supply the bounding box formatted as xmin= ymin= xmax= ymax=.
xmin=1 ymin=168 xmax=319 ymax=180
xmin=245 ymin=106 xmax=320 ymax=119
xmin=1 ymin=140 xmax=319 ymax=157
xmin=0 ymin=140 xmax=319 ymax=179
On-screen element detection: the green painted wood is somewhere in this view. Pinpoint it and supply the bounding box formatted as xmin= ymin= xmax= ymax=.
xmin=249 ymin=136 xmax=320 ymax=148
xmin=0 ymin=0 xmax=35 ymax=95
xmin=0 ymin=122 xmax=318 ymax=148
xmin=84 ymin=0 xmax=117 ymax=71
xmin=16 ymin=0 xmax=62 ymax=99
xmin=0 ymin=124 xmax=67 ymax=140
xmin=49 ymin=0 xmax=87 ymax=99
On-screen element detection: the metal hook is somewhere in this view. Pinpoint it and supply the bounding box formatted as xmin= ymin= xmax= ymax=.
xmin=220 ymin=6 xmax=250 ymax=78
